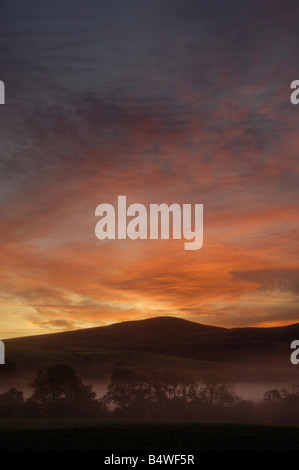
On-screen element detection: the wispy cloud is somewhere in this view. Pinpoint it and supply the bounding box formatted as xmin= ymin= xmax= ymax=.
xmin=0 ymin=0 xmax=298 ymax=336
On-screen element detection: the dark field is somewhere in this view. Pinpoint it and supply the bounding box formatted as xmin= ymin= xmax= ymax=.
xmin=0 ymin=419 xmax=299 ymax=450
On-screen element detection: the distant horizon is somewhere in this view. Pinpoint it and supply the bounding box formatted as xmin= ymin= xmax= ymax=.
xmin=3 ymin=314 xmax=299 ymax=341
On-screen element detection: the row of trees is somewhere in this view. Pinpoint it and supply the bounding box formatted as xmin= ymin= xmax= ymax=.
xmin=0 ymin=364 xmax=299 ymax=424
xmin=103 ymin=367 xmax=238 ymax=412
xmin=0 ymin=364 xmax=104 ymax=418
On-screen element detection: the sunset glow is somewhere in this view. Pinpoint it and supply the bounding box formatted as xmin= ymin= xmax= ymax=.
xmin=1 ymin=0 xmax=299 ymax=338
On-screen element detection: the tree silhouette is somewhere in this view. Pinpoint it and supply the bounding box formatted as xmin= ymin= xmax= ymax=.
xmin=104 ymin=367 xmax=198 ymax=418
xmin=104 ymin=367 xmax=150 ymax=411
xmin=0 ymin=387 xmax=24 ymax=417
xmin=30 ymin=363 xmax=99 ymax=417
xmin=198 ymin=375 xmax=239 ymax=407
xmin=31 ymin=364 xmax=82 ymax=404
xmin=263 ymin=389 xmax=282 ymax=403
xmin=149 ymin=371 xmax=197 ymax=402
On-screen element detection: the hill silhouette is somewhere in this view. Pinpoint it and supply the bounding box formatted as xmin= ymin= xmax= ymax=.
xmin=5 ymin=316 xmax=299 ymax=365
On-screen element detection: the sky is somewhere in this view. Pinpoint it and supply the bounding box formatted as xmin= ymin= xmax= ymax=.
xmin=0 ymin=0 xmax=299 ymax=338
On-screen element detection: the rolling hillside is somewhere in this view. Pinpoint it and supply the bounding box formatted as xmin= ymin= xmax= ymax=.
xmin=5 ymin=316 xmax=299 ymax=365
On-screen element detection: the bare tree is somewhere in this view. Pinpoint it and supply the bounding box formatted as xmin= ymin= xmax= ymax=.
xmin=198 ymin=374 xmax=239 ymax=407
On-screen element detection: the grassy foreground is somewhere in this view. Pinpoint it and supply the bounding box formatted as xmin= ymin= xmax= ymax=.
xmin=0 ymin=419 xmax=298 ymax=450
